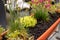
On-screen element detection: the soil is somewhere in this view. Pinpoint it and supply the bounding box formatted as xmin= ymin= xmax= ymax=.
xmin=29 ymin=12 xmax=60 ymax=40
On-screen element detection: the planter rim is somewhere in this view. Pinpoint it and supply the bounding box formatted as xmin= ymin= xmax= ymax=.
xmin=37 ymin=18 xmax=60 ymax=40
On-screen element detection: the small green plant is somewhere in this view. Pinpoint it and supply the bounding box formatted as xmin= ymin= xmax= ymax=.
xmin=0 ymin=26 xmax=5 ymax=34
xmin=48 ymin=5 xmax=57 ymax=13
xmin=6 ymin=28 xmax=29 ymax=40
xmin=30 ymin=0 xmax=50 ymax=21
xmin=55 ymin=3 xmax=60 ymax=9
xmin=32 ymin=4 xmax=49 ymax=21
xmin=6 ymin=30 xmax=20 ymax=38
xmin=19 ymin=16 xmax=37 ymax=27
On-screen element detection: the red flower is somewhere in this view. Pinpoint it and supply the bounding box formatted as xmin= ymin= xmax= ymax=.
xmin=31 ymin=0 xmax=39 ymax=4
xmin=45 ymin=4 xmax=51 ymax=8
xmin=39 ymin=0 xmax=44 ymax=3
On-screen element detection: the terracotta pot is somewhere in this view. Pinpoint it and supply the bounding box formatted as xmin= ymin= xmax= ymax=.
xmin=0 ymin=36 xmax=2 ymax=40
xmin=55 ymin=9 xmax=60 ymax=13
xmin=37 ymin=18 xmax=60 ymax=40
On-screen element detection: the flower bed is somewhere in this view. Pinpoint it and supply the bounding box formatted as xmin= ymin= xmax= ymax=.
xmin=0 ymin=0 xmax=60 ymax=40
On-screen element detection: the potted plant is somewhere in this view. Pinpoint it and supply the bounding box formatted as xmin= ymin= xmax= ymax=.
xmin=48 ymin=2 xmax=60 ymax=18
xmin=55 ymin=3 xmax=60 ymax=13
xmin=1 ymin=0 xmax=60 ymax=40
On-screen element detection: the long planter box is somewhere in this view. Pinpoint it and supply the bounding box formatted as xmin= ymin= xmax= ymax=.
xmin=0 ymin=18 xmax=60 ymax=40
xmin=37 ymin=18 xmax=60 ymax=40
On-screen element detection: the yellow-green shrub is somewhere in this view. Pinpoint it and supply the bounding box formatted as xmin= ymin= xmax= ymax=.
xmin=20 ymin=16 xmax=37 ymax=27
